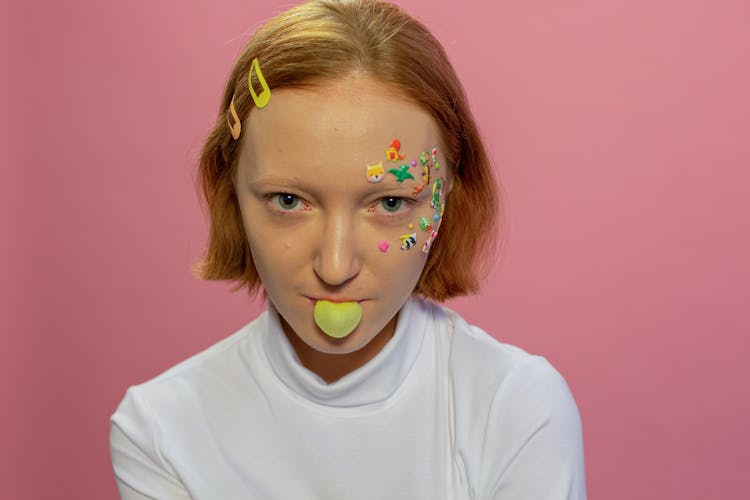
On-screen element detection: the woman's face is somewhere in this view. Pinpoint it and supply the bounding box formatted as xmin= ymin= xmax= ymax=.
xmin=234 ymin=74 xmax=450 ymax=355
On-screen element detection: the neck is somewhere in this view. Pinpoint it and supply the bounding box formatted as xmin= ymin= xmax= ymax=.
xmin=281 ymin=315 xmax=398 ymax=384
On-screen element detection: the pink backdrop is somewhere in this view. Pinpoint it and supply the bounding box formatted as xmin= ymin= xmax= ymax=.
xmin=3 ymin=0 xmax=748 ymax=498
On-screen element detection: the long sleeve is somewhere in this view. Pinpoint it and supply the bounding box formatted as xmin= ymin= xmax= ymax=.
xmin=110 ymin=387 xmax=191 ymax=499
xmin=481 ymin=358 xmax=587 ymax=500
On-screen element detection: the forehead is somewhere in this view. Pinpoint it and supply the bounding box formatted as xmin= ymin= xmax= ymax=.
xmin=237 ymin=75 xmax=442 ymax=182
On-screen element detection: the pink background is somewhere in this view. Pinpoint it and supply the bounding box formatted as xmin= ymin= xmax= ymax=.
xmin=2 ymin=0 xmax=748 ymax=498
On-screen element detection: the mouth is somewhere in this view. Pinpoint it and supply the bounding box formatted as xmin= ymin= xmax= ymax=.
xmin=306 ymin=296 xmax=366 ymax=305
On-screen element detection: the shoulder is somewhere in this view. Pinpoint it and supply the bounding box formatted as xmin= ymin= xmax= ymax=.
xmin=431 ymin=303 xmax=563 ymax=402
xmin=437 ymin=302 xmax=581 ymax=427
xmin=109 ymin=313 xmax=269 ymax=493
xmin=110 ymin=311 xmax=267 ymax=435
xmin=431 ymin=304 xmax=586 ymax=498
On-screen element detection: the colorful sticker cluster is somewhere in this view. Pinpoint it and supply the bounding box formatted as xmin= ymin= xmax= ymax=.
xmin=368 ymin=139 xmax=447 ymax=255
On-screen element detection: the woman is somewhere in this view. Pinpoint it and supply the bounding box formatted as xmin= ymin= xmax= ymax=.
xmin=110 ymin=1 xmax=586 ymax=498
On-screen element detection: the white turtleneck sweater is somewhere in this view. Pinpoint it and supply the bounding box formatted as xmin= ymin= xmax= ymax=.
xmin=110 ymin=298 xmax=586 ymax=499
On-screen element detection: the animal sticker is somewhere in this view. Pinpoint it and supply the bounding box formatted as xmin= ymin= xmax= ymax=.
xmin=399 ymin=233 xmax=417 ymax=251
xmin=367 ymin=161 xmax=385 ymax=183
xmin=388 ymin=164 xmax=415 ymax=182
xmin=385 ymin=139 xmax=406 ymax=162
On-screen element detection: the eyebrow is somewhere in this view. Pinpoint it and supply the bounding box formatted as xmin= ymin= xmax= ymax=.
xmin=248 ymin=174 xmax=430 ymax=202
xmin=247 ymin=176 xmax=306 ymax=189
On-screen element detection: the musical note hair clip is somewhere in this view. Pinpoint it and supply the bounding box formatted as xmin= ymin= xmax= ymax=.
xmin=226 ymin=57 xmax=271 ymax=140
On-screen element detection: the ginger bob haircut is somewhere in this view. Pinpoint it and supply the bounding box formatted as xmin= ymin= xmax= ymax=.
xmin=194 ymin=0 xmax=502 ymax=302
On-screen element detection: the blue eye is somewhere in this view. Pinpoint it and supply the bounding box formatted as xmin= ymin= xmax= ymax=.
xmin=276 ymin=194 xmax=299 ymax=210
xmin=380 ymin=197 xmax=402 ymax=213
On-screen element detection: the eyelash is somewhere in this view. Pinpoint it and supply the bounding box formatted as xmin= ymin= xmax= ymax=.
xmin=370 ymin=196 xmax=417 ymax=221
xmin=265 ymin=193 xmax=416 ymax=221
xmin=266 ymin=193 xmax=310 ymax=214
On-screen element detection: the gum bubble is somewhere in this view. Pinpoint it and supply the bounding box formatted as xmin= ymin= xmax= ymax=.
xmin=313 ymin=300 xmax=362 ymax=338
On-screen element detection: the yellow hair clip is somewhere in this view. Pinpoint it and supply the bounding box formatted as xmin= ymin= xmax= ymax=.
xmin=226 ymin=58 xmax=271 ymax=140
xmin=248 ymin=57 xmax=271 ymax=109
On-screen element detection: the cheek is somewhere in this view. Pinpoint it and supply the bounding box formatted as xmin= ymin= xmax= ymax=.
xmin=377 ymin=208 xmax=440 ymax=257
xmin=373 ymin=227 xmax=430 ymax=277
xmin=245 ymin=223 xmax=307 ymax=270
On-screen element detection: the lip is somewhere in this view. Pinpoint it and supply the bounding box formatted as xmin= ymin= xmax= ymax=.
xmin=305 ymin=296 xmax=366 ymax=305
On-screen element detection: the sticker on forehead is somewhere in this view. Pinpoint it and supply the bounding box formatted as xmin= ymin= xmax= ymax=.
xmin=388 ymin=164 xmax=415 ymax=182
xmin=419 ymin=151 xmax=430 ymax=166
xmin=366 ymin=161 xmax=385 ymax=183
xmin=412 ymin=157 xmax=432 ymax=196
xmin=385 ymin=139 xmax=406 ymax=162
xmin=399 ymin=233 xmax=417 ymax=251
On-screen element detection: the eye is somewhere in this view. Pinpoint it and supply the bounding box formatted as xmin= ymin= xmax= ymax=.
xmin=370 ymin=196 xmax=416 ymax=221
xmin=380 ymin=197 xmax=403 ymax=213
xmin=274 ymin=193 xmax=300 ymax=210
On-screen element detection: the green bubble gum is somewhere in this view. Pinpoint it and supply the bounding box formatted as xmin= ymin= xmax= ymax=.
xmin=313 ymin=300 xmax=363 ymax=338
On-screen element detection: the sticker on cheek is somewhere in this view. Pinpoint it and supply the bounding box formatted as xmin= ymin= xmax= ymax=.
xmin=388 ymin=164 xmax=415 ymax=182
xmin=366 ymin=161 xmax=385 ymax=183
xmin=378 ymin=240 xmax=390 ymax=253
xmin=431 ymin=178 xmax=443 ymax=211
xmin=422 ymin=230 xmax=438 ymax=253
xmin=418 ymin=216 xmax=432 ymax=232
xmin=399 ymin=233 xmax=417 ymax=251
xmin=385 ymin=139 xmax=406 ymax=162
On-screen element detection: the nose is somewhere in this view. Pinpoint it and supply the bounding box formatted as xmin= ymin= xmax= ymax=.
xmin=312 ymin=212 xmax=362 ymax=287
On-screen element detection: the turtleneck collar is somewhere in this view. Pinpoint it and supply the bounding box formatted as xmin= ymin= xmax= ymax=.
xmin=261 ymin=297 xmax=428 ymax=407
